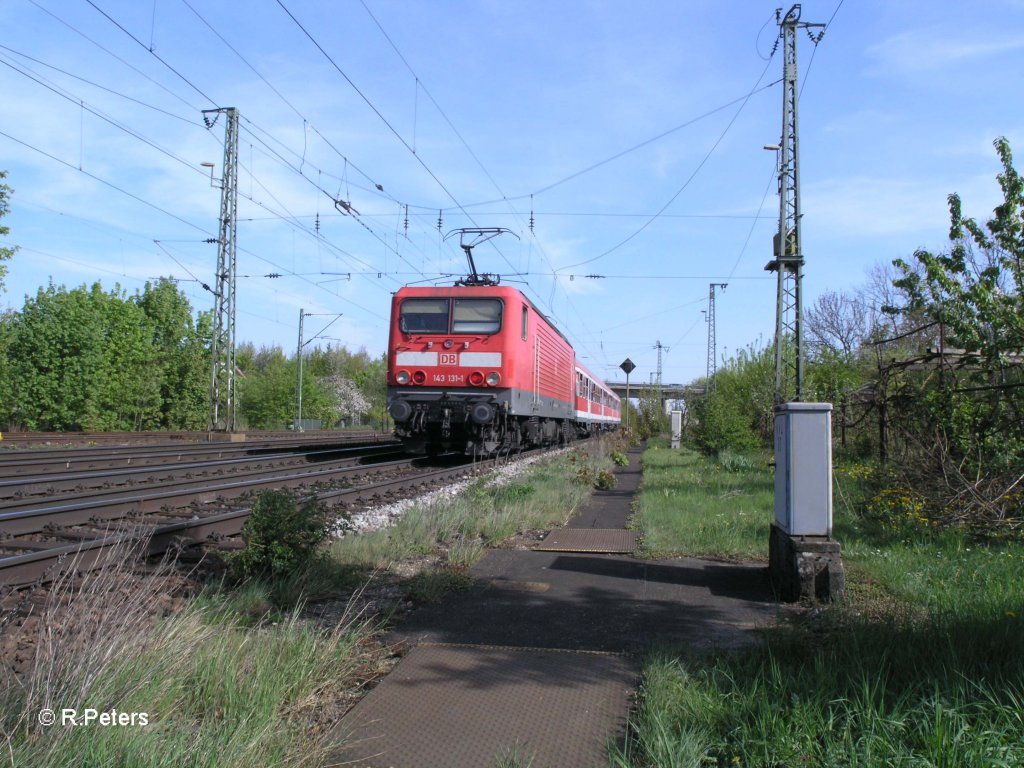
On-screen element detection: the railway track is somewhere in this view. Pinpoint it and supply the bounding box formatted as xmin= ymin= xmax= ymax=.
xmin=0 ymin=435 xmax=513 ymax=587
xmin=0 ymin=460 xmax=480 ymax=588
xmin=0 ymin=428 xmax=386 ymax=449
xmin=0 ymin=444 xmax=406 ymax=500
xmin=0 ymin=432 xmax=396 ymax=477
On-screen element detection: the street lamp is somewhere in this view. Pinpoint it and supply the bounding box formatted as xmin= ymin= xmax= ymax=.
xmin=199 ymin=161 xmax=221 ymax=188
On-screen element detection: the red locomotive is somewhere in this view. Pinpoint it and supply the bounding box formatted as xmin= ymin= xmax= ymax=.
xmin=386 ymin=230 xmax=620 ymax=455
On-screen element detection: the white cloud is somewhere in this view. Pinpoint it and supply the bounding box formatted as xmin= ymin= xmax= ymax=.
xmin=867 ymin=25 xmax=1024 ymax=76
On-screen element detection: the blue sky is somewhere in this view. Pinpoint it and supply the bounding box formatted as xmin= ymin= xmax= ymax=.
xmin=2 ymin=0 xmax=1023 ymax=387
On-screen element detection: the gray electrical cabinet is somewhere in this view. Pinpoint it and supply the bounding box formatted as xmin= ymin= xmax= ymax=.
xmin=773 ymin=402 xmax=833 ymax=536
xmin=670 ymin=410 xmax=682 ymax=449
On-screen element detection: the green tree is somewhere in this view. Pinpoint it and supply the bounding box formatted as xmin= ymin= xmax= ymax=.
xmin=7 ymin=282 xmax=158 ymax=430
xmin=885 ymin=137 xmax=1024 ymax=525
xmin=692 ymin=341 xmax=775 ymax=455
xmin=135 ymin=278 xmax=208 ymax=429
xmin=0 ymin=173 xmax=17 ymax=419
xmin=893 ymin=137 xmax=1024 ymax=366
xmin=236 ymin=346 xmax=338 ymax=429
xmin=85 ymin=285 xmax=161 ymax=430
xmin=237 ymin=346 xmax=292 ymax=429
xmin=0 ymin=171 xmax=16 ymax=291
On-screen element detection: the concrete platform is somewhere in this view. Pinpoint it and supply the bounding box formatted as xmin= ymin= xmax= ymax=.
xmin=332 ymin=445 xmax=778 ymax=767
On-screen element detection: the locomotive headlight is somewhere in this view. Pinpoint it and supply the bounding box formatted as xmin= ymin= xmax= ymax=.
xmin=412 ymin=370 xmax=426 ymax=384
xmin=468 ymin=371 xmax=484 ymax=386
xmin=443 ymin=339 xmax=454 ymax=349
xmin=396 ymin=370 xmax=410 ymax=384
xmin=485 ymin=372 xmax=501 ymax=386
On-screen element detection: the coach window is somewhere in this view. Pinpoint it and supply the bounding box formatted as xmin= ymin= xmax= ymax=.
xmin=400 ymin=298 xmax=449 ymax=333
xmin=521 ymin=305 xmax=529 ymax=340
xmin=452 ymin=298 xmax=502 ymax=334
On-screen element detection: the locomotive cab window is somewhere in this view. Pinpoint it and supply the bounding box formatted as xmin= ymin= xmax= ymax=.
xmin=452 ymin=298 xmax=502 ymax=334
xmin=399 ymin=298 xmax=450 ymax=334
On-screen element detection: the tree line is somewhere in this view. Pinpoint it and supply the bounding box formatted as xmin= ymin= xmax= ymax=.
xmin=0 ymin=277 xmax=387 ymax=432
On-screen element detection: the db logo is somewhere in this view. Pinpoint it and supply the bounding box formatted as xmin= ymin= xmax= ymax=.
xmin=439 ymin=353 xmax=458 ymax=366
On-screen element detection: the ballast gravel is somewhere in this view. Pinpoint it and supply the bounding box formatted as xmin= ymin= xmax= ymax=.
xmin=334 ymin=448 xmax=570 ymax=538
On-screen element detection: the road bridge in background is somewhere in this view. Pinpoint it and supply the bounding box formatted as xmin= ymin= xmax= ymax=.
xmin=605 ymin=382 xmax=705 ymax=403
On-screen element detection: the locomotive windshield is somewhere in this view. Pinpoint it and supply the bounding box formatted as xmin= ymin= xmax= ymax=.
xmin=399 ymin=298 xmax=449 ymax=333
xmin=452 ymin=299 xmax=501 ymax=334
xmin=400 ymin=297 xmax=502 ymax=334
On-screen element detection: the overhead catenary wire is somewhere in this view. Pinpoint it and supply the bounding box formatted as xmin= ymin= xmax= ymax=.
xmin=77 ymin=0 xmax=435 ymax=298
xmin=5 ymin=2 xmax=810 ymax=373
xmin=26 ymin=2 xmax=415 ymax=317
xmin=27 ymin=0 xmax=204 ymax=114
xmin=281 ymin=0 xmax=606 ymax=367
xmin=560 ymin=54 xmax=780 ymax=271
xmin=0 ymin=127 xmax=389 ymax=322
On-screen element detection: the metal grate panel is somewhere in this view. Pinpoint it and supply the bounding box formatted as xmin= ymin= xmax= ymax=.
xmin=532 ymin=528 xmax=638 ymax=553
xmin=333 ymin=643 xmax=636 ymax=768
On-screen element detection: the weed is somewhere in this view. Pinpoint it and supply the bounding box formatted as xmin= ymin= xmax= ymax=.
xmin=231 ymin=490 xmax=332 ymax=582
xmin=594 ymin=469 xmax=617 ymax=490
xmin=406 ymin=568 xmax=473 ymax=604
xmin=572 ymin=464 xmax=595 ymax=486
xmin=493 ymin=481 xmax=535 ymax=503
xmin=717 ymin=448 xmax=757 ymax=473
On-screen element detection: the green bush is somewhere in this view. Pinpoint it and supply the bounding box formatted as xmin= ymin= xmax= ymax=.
xmin=231 ymin=490 xmax=332 ymax=581
xmin=692 ymin=341 xmax=775 ymax=455
xmin=611 ymin=450 xmax=629 ymax=466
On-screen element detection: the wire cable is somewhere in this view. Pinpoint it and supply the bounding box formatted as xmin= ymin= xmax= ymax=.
xmin=560 ymin=55 xmax=779 ymax=271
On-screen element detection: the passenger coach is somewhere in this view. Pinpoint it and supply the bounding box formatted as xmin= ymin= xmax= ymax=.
xmin=386 ymin=284 xmax=619 ymax=455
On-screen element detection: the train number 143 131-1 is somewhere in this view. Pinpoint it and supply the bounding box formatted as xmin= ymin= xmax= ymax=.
xmin=432 ymin=373 xmax=465 ymax=384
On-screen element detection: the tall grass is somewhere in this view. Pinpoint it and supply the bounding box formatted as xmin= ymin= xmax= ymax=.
xmin=330 ymin=445 xmax=608 ymax=570
xmin=615 ymin=445 xmax=1024 ymax=767
xmin=0 ymin=538 xmax=376 ymax=767
xmin=631 ymin=440 xmax=772 ymax=560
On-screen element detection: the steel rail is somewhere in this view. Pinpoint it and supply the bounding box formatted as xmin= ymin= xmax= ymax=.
xmin=0 ymin=429 xmax=383 ymax=448
xmin=0 ymin=456 xmax=422 ymax=537
xmin=0 ymin=445 xmax=406 ymax=500
xmin=0 ymin=433 xmax=396 ymax=474
xmin=0 ymin=461 xmax=478 ymax=587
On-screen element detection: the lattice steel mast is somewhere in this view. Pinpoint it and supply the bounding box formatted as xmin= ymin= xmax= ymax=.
xmin=706 ymin=283 xmax=727 ymax=389
xmin=653 ymin=340 xmax=668 ymax=402
xmin=204 ymin=107 xmax=239 ymax=431
xmin=765 ymin=6 xmax=823 ymax=403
